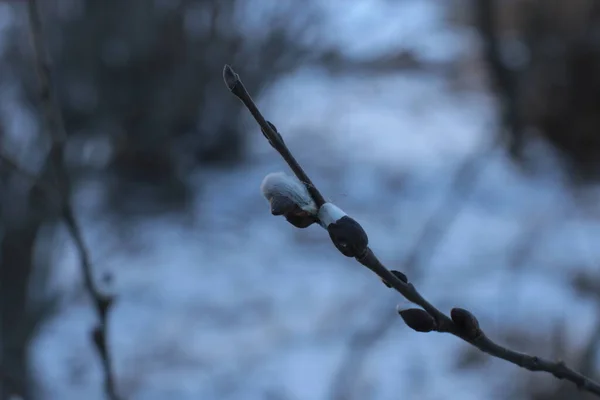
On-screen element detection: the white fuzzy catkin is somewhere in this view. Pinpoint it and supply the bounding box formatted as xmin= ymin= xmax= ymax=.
xmin=260 ymin=172 xmax=348 ymax=227
xmin=260 ymin=172 xmax=318 ymax=215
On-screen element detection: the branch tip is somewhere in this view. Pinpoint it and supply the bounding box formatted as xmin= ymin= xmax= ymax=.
xmin=222 ymin=64 xmax=240 ymax=92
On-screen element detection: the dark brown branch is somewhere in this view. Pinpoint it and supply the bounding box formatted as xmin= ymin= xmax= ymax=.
xmin=223 ymin=64 xmax=600 ymax=397
xmin=26 ymin=1 xmax=120 ymax=399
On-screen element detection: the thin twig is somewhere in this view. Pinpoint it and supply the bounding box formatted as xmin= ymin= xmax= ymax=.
xmin=26 ymin=2 xmax=120 ymax=399
xmin=401 ymin=135 xmax=498 ymax=279
xmin=223 ymin=65 xmax=326 ymax=207
xmin=222 ymin=64 xmax=600 ymax=397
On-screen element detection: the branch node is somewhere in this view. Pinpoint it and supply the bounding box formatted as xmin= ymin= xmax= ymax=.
xmin=261 ymin=121 xmax=285 ymax=148
xmin=382 ymin=270 xmax=408 ymax=287
xmin=552 ymin=359 xmax=566 ymax=378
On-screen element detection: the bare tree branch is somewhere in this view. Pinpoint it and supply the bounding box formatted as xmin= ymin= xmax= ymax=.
xmin=223 ymin=64 xmax=600 ymax=397
xmin=25 ymin=1 xmax=120 ymax=399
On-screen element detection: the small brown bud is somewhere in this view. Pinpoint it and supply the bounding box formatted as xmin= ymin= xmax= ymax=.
xmin=451 ymin=308 xmax=482 ymax=338
xmin=398 ymin=308 xmax=436 ymax=332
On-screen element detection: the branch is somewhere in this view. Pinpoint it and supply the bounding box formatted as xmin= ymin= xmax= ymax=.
xmin=223 ymin=65 xmax=326 ymax=207
xmin=222 ymin=64 xmax=600 ymax=397
xmin=473 ymin=0 xmax=523 ymax=155
xmin=25 ymin=2 xmax=120 ymax=399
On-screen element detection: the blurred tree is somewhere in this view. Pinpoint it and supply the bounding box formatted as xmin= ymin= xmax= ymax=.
xmin=471 ymin=0 xmax=600 ymax=181
xmin=0 ymin=0 xmax=343 ymax=398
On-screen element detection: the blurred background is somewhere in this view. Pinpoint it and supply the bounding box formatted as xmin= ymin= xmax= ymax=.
xmin=1 ymin=0 xmax=600 ymax=399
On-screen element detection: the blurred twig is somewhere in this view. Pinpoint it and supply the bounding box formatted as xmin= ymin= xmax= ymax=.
xmin=474 ymin=0 xmax=523 ymax=156
xmin=329 ymin=309 xmax=395 ymax=400
xmin=223 ymin=65 xmax=600 ymax=397
xmin=401 ymin=136 xmax=498 ymax=279
xmin=25 ymin=1 xmax=120 ymax=399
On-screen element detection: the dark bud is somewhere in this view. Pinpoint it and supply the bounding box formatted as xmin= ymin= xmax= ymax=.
xmin=222 ymin=64 xmax=240 ymax=92
xmin=261 ymin=120 xmax=284 ymax=147
xmin=327 ymin=216 xmax=369 ymax=258
xmin=451 ymin=308 xmax=482 ymax=338
xmin=398 ymin=308 xmax=436 ymax=333
xmin=266 ymin=194 xmax=318 ymax=228
xmin=270 ymin=195 xmax=298 ymax=216
xmin=383 ymin=270 xmax=408 ymax=287
xmin=285 ymin=214 xmax=319 ymax=228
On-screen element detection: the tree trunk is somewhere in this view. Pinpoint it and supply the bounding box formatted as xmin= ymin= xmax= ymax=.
xmin=0 ymin=220 xmax=41 ymax=400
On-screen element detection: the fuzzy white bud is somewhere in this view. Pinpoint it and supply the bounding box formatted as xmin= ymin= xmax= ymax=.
xmin=260 ymin=172 xmax=318 ymax=215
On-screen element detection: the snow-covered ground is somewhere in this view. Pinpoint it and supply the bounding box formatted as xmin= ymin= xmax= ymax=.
xmin=19 ymin=0 xmax=600 ymax=399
